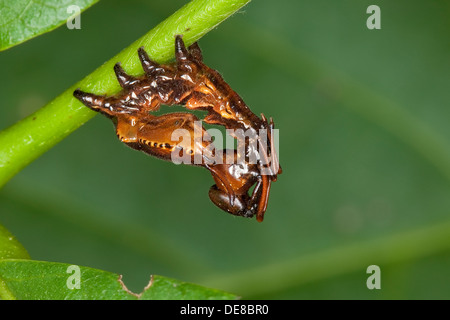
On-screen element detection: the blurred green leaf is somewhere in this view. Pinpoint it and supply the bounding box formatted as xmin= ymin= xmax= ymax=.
xmin=0 ymin=260 xmax=134 ymax=300
xmin=140 ymin=275 xmax=238 ymax=300
xmin=203 ymin=219 xmax=450 ymax=297
xmin=0 ymin=260 xmax=237 ymax=300
xmin=0 ymin=224 xmax=29 ymax=260
xmin=0 ymin=0 xmax=99 ymax=51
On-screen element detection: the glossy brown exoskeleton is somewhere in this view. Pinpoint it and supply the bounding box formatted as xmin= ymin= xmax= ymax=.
xmin=74 ymin=35 xmax=281 ymax=222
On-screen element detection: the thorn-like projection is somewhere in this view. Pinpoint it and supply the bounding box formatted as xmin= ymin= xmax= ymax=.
xmin=188 ymin=42 xmax=203 ymax=62
xmin=73 ymin=89 xmax=104 ymax=111
xmin=138 ymin=47 xmax=160 ymax=76
xmin=114 ymin=63 xmax=135 ymax=88
xmin=175 ymin=34 xmax=190 ymax=62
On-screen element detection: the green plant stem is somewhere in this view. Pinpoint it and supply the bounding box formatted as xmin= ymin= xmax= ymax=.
xmin=0 ymin=0 xmax=251 ymax=188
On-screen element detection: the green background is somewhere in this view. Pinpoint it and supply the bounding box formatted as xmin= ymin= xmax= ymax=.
xmin=1 ymin=0 xmax=449 ymax=299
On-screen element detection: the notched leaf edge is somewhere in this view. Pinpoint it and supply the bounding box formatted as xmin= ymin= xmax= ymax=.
xmin=117 ymin=274 xmax=153 ymax=299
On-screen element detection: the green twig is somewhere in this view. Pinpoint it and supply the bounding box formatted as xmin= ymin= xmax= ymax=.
xmin=0 ymin=0 xmax=251 ymax=188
